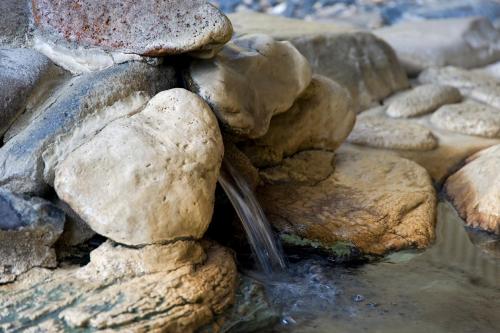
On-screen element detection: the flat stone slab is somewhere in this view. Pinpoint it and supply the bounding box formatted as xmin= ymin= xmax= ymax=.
xmin=386 ymin=84 xmax=462 ymax=118
xmin=430 ymin=101 xmax=500 ymax=138
xmin=31 ymin=0 xmax=233 ymax=56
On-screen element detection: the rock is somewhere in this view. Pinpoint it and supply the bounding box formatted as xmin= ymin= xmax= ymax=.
xmin=375 ymin=17 xmax=500 ymax=74
xmin=0 ymin=0 xmax=32 ymax=48
xmin=54 ymin=199 xmax=95 ymax=247
xmin=223 ymin=139 xmax=260 ymax=190
xmin=386 ymin=84 xmax=462 ymax=118
xmin=0 ymin=188 xmax=65 ymax=284
xmin=0 ymin=240 xmax=238 ymax=332
xmin=445 ymin=144 xmax=500 ymax=234
xmin=229 ymin=12 xmax=409 ymax=111
xmin=239 ymin=75 xmax=355 ymax=167
xmin=0 ymin=49 xmax=63 ymax=137
xmin=186 ymin=34 xmax=312 ymax=138
xmin=31 ymin=0 xmax=233 ymax=56
xmin=257 ymin=148 xmax=436 ymax=255
xmin=347 ymin=110 xmax=438 ymax=151
xmin=54 ymin=89 xmax=223 ymax=246
xmin=430 ymin=101 xmax=500 ymax=138
xmin=0 ymin=62 xmax=176 ymax=195
xmin=343 ymin=104 xmax=500 ymax=183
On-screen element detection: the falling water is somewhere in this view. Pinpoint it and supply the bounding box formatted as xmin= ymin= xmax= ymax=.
xmin=219 ymin=158 xmax=287 ymax=275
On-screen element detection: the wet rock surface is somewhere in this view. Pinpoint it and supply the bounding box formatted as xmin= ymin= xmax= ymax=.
xmin=257 ymin=148 xmax=437 ymax=255
xmin=240 ymin=75 xmax=355 ymax=167
xmin=32 ymin=0 xmax=233 ymax=56
xmin=55 ymin=89 xmax=223 ymax=246
xmin=446 ymin=144 xmax=500 ymax=234
xmin=186 ymin=33 xmax=311 ymax=138
xmin=0 ymin=188 xmax=65 ymax=284
xmin=0 ymin=240 xmax=237 ymax=332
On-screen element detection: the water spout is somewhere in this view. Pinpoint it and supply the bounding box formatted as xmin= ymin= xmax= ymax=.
xmin=219 ymin=158 xmax=287 ymax=275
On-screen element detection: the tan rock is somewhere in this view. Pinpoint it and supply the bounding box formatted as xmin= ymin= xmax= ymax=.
xmin=347 ymin=110 xmax=438 ymax=151
xmin=430 ymin=101 xmax=500 ymax=138
xmin=54 ymin=89 xmax=223 ymax=245
xmin=257 ymin=149 xmax=436 ymax=255
xmin=445 ymin=145 xmax=500 ymax=234
xmin=0 ymin=240 xmax=238 ymax=332
xmin=186 ymin=34 xmax=312 ymax=138
xmin=239 ymin=75 xmax=355 ymax=167
xmin=375 ymin=17 xmax=500 ymax=74
xmin=229 ymin=12 xmax=409 ymax=111
xmin=386 ymin=84 xmax=462 ymax=118
xmin=223 ymin=139 xmax=260 ymax=190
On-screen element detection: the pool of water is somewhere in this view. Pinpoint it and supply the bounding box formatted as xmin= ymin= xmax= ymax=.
xmin=244 ymin=202 xmax=499 ymax=333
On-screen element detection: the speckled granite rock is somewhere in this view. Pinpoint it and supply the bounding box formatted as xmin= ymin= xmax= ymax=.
xmin=186 ymin=33 xmax=311 ymax=138
xmin=0 ymin=240 xmax=237 ymax=332
xmin=257 ymin=148 xmax=436 ymax=255
xmin=0 ymin=188 xmax=65 ymax=284
xmin=239 ymin=75 xmax=355 ymax=167
xmin=54 ymin=89 xmax=223 ymax=246
xmin=0 ymin=62 xmax=176 ymax=195
xmin=0 ymin=0 xmax=32 ymax=48
xmin=31 ymin=0 xmax=233 ymax=56
xmin=445 ymin=144 xmax=500 ymax=234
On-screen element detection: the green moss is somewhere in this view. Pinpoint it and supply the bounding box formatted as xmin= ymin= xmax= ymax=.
xmin=280 ymin=233 xmax=356 ymax=257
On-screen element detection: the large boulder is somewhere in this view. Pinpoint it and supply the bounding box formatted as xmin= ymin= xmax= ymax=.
xmin=0 ymin=49 xmax=64 ymax=137
xmin=375 ymin=17 xmax=500 ymax=74
xmin=229 ymin=12 xmax=409 ymax=111
xmin=54 ymin=89 xmax=223 ymax=246
xmin=0 ymin=240 xmax=237 ymax=332
xmin=186 ymin=34 xmax=312 ymax=138
xmin=239 ymin=75 xmax=356 ymax=167
xmin=31 ymin=0 xmax=233 ymax=56
xmin=445 ymin=144 xmax=500 ymax=234
xmin=0 ymin=188 xmax=65 ymax=283
xmin=257 ymin=148 xmax=436 ymax=255
xmin=0 ymin=62 xmax=176 ymax=195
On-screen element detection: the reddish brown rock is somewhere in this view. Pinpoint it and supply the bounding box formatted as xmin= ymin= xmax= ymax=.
xmin=31 ymin=0 xmax=233 ymax=56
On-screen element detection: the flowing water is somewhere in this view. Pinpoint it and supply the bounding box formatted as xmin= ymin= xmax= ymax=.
xmin=218 ymin=158 xmax=287 ymax=275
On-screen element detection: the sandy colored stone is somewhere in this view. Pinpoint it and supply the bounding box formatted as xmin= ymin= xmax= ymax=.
xmin=430 ymin=101 xmax=500 ymax=138
xmin=0 ymin=240 xmax=237 ymax=332
xmin=223 ymin=139 xmax=260 ymax=190
xmin=257 ymin=149 xmax=436 ymax=255
xmin=375 ymin=17 xmax=500 ymax=74
xmin=445 ymin=145 xmax=500 ymax=234
xmin=239 ymin=75 xmax=355 ymax=167
xmin=32 ymin=0 xmax=233 ymax=56
xmin=347 ymin=111 xmax=438 ymax=151
xmin=386 ymin=84 xmax=462 ymax=118
xmin=186 ymin=34 xmax=311 ymax=138
xmin=229 ymin=12 xmax=409 ymax=111
xmin=0 ymin=188 xmax=65 ymax=284
xmin=55 ymin=89 xmax=223 ymax=246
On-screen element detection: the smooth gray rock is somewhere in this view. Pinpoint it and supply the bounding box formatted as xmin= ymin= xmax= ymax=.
xmin=0 ymin=0 xmax=32 ymax=48
xmin=0 ymin=62 xmax=176 ymax=195
xmin=0 ymin=188 xmax=65 ymax=283
xmin=0 ymin=49 xmax=61 ymax=137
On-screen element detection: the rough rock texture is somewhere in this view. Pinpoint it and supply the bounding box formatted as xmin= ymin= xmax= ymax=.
xmin=0 ymin=188 xmax=65 ymax=284
xmin=223 ymin=139 xmax=261 ymax=190
xmin=445 ymin=145 xmax=500 ymax=234
xmin=55 ymin=89 xmax=223 ymax=246
xmin=0 ymin=240 xmax=238 ymax=332
xmin=240 ymin=75 xmax=355 ymax=167
xmin=0 ymin=62 xmax=176 ymax=195
xmin=257 ymin=149 xmax=436 ymax=255
xmin=54 ymin=199 xmax=95 ymax=246
xmin=0 ymin=0 xmax=32 ymax=48
xmin=229 ymin=12 xmax=409 ymax=111
xmin=0 ymin=49 xmax=62 ymax=136
xmin=430 ymin=101 xmax=500 ymax=138
xmin=347 ymin=111 xmax=438 ymax=151
xmin=343 ymin=105 xmax=500 ymax=183
xmin=186 ymin=34 xmax=311 ymax=138
xmin=375 ymin=17 xmax=500 ymax=74
xmin=418 ymin=66 xmax=500 ymax=109
xmin=31 ymin=0 xmax=233 ymax=56
xmin=386 ymin=84 xmax=462 ymax=118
